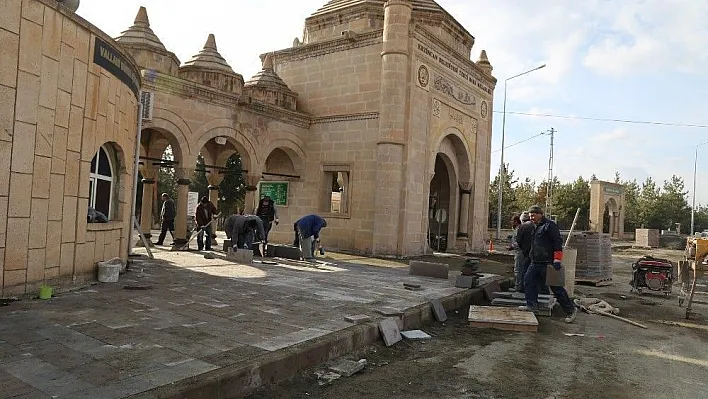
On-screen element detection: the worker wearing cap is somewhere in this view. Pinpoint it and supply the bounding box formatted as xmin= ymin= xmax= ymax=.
xmin=509 ymin=213 xmax=528 ymax=292
xmin=520 ymin=205 xmax=578 ymax=323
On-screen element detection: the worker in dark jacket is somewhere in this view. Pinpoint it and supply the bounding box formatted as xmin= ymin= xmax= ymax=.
xmin=256 ymin=195 xmax=279 ymax=244
xmin=156 ymin=193 xmax=175 ymax=246
xmin=224 ymin=214 xmax=265 ymax=250
xmin=195 ymin=196 xmax=217 ymax=251
xmin=515 ymin=211 xmax=549 ymax=295
xmin=520 ymin=205 xmax=577 ymax=323
xmin=295 ymin=214 xmax=327 ymax=261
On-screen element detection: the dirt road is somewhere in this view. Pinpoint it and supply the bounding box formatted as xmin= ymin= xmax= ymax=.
xmin=248 ymin=248 xmax=708 ymax=399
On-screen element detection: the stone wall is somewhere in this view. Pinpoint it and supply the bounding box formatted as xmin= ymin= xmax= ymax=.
xmin=1 ymin=0 xmax=140 ymax=296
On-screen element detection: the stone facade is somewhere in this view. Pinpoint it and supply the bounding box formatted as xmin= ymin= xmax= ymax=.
xmin=1 ymin=0 xmax=140 ymax=296
xmin=1 ymin=0 xmax=497 ymax=294
xmin=589 ymin=180 xmax=626 ymax=238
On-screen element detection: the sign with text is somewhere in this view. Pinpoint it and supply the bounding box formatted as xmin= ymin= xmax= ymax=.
xmin=259 ymin=182 xmax=289 ymax=206
xmin=188 ymin=192 xmax=199 ymax=217
xmin=93 ymin=37 xmax=140 ymax=98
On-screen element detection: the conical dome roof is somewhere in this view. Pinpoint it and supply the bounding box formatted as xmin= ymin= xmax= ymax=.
xmin=244 ymin=54 xmax=292 ymax=92
xmin=115 ymin=7 xmax=167 ymax=51
xmin=182 ymin=34 xmax=235 ymax=74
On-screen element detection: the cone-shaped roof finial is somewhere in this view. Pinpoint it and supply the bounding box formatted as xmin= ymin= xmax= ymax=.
xmin=263 ymin=53 xmax=274 ymax=70
xmin=116 ymin=7 xmax=169 ymax=51
xmin=182 ymin=34 xmax=235 ymax=74
xmin=134 ymin=6 xmax=150 ymax=27
xmin=204 ymin=34 xmax=217 ymax=51
xmin=478 ymin=49 xmax=489 ymax=63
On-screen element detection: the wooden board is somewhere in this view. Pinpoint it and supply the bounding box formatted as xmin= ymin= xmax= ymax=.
xmin=468 ymin=306 xmax=538 ymax=332
xmin=575 ymin=278 xmax=613 ymax=287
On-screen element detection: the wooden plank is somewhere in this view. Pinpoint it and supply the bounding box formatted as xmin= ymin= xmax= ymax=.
xmin=468 ymin=305 xmax=538 ymax=333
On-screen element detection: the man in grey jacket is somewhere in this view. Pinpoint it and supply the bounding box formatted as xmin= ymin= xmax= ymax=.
xmin=224 ymin=214 xmax=265 ymax=250
xmin=156 ymin=193 xmax=175 ymax=245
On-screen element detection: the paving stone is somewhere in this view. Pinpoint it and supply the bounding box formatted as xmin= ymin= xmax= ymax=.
xmin=17 ymin=339 xmax=93 ymax=368
xmin=0 ymin=356 xmax=95 ymax=397
xmin=455 ymin=275 xmax=478 ymax=288
xmin=375 ymin=307 xmax=403 ymax=317
xmin=483 ymin=280 xmax=501 ymax=300
xmin=430 ymin=298 xmax=447 ymax=322
xmin=200 ymin=346 xmax=269 ymax=367
xmin=344 ymin=314 xmax=371 ymax=324
xmin=401 ymin=329 xmax=432 ymax=340
xmin=273 ymin=244 xmax=302 ymax=260
xmin=329 ymin=358 xmax=366 ymax=377
xmin=409 ymin=260 xmax=449 ymax=279
xmin=378 ymin=318 xmax=402 ymax=347
xmin=252 ymin=328 xmax=331 ymax=351
xmin=67 ymin=360 xmax=125 ymax=385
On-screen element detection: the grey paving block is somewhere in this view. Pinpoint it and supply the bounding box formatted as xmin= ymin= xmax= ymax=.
xmin=274 ymin=244 xmax=303 ymax=260
xmin=455 ymin=275 xmax=478 ymax=288
xmin=344 ymin=314 xmax=371 ymax=324
xmin=430 ymin=298 xmax=447 ymax=322
xmin=139 ymin=359 xmax=218 ymax=387
xmin=329 ymin=358 xmax=366 ymax=377
xmin=484 ymin=281 xmax=501 ymax=300
xmin=401 ymin=330 xmax=432 ymax=340
xmin=378 ymin=318 xmax=402 ymax=347
xmin=409 ymin=260 xmax=449 ymax=279
xmin=375 ymin=307 xmax=403 ymax=317
xmin=252 ymin=328 xmax=331 ymax=352
xmin=200 ymin=346 xmax=269 ymax=367
xmin=67 ymin=361 xmax=125 ymax=385
xmin=17 ymin=340 xmax=93 ymax=368
xmin=0 ymin=356 xmax=95 ymax=397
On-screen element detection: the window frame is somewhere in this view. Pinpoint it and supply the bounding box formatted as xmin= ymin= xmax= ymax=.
xmin=321 ymin=163 xmax=352 ymax=218
xmin=89 ymin=145 xmax=115 ymax=220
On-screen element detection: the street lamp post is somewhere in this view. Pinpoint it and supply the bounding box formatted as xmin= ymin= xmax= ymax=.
xmin=496 ymin=64 xmax=546 ymax=239
xmin=691 ymin=140 xmax=708 ymax=236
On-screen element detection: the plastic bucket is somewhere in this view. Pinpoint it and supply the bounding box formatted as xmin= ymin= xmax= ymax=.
xmin=39 ymin=285 xmax=53 ymax=300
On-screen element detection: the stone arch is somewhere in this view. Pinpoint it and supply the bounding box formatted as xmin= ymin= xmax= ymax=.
xmin=589 ymin=180 xmax=626 ymax=238
xmin=261 ymin=138 xmax=306 ymax=176
xmin=429 ymin=127 xmax=472 ymax=184
xmin=148 ymin=107 xmax=192 ymax=156
xmin=192 ymin=120 xmax=258 ymax=172
xmin=141 ymin=126 xmax=186 ymax=164
xmin=428 ymin=152 xmax=459 ymax=252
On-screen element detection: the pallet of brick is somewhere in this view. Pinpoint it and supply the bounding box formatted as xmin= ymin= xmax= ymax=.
xmin=635 ymin=229 xmax=659 ymax=248
xmin=468 ymin=305 xmax=538 ymax=332
xmin=567 ymin=231 xmax=613 ymax=282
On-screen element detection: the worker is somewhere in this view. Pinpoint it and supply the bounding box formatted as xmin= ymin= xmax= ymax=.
xmin=256 ymin=195 xmax=279 ymax=244
xmin=516 ymin=211 xmax=549 ymax=295
xmin=519 ymin=205 xmax=577 ymax=323
xmin=155 ymin=193 xmax=175 ymax=246
xmin=295 ymin=214 xmax=327 ymax=262
xmin=224 ymin=214 xmax=265 ymax=251
xmin=195 ymin=196 xmax=217 ymax=251
xmin=508 ymin=214 xmax=524 ymax=292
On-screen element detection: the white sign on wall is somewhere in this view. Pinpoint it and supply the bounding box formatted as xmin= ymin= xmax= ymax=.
xmin=188 ymin=192 xmax=199 ymax=217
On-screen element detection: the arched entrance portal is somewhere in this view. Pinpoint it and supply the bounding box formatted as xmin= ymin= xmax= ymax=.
xmin=589 ymin=180 xmax=625 ymax=238
xmin=429 ymin=154 xmax=456 ymax=251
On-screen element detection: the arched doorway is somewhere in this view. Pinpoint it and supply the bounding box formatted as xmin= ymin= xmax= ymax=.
xmin=429 ymin=154 xmax=457 ymax=251
xmin=603 ymin=198 xmax=619 ymax=235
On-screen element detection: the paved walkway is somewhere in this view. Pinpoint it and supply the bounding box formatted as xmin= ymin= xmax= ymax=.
xmin=0 ymin=246 xmax=500 ymax=398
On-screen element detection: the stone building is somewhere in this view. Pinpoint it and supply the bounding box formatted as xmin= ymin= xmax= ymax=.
xmin=1 ymin=0 xmax=496 ymax=295
xmin=1 ymin=0 xmax=140 ymax=296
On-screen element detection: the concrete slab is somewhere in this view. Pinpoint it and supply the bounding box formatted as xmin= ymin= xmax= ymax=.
xmin=401 ymin=330 xmax=432 ymax=340
xmin=468 ymin=305 xmax=539 ymax=332
xmin=379 ymin=318 xmax=402 ymax=347
xmin=0 ymin=239 xmax=506 ymax=399
xmin=344 ymin=315 xmax=371 ymax=324
xmin=455 ymin=275 xmax=478 ymax=288
xmin=430 ymin=298 xmax=447 ymax=322
xmin=409 ymin=260 xmax=449 ymax=279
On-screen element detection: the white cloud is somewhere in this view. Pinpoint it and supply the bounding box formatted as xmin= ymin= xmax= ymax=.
xmin=591 ymin=128 xmax=629 ymax=143
xmin=582 ymin=0 xmax=708 ymax=76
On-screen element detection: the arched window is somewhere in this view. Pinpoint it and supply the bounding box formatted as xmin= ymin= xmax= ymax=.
xmin=89 ymin=146 xmax=114 ymax=219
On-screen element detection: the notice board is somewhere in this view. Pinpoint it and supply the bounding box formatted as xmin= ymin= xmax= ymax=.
xmin=258 ymin=181 xmax=288 ymax=206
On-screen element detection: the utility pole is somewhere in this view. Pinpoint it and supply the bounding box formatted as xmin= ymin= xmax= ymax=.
xmin=545 ymin=128 xmax=555 ymax=218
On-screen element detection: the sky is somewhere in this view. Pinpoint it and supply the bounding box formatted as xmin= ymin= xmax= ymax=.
xmin=78 ymin=0 xmax=708 ymax=204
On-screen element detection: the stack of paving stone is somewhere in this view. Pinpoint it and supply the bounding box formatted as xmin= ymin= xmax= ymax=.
xmin=568 ymin=231 xmax=613 ymax=281
xmin=490 ymin=292 xmax=556 ymax=317
xmin=455 ymin=258 xmax=482 ymax=288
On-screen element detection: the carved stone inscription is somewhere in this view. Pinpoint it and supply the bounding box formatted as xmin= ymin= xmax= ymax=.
xmin=433 ymin=75 xmax=476 ymax=107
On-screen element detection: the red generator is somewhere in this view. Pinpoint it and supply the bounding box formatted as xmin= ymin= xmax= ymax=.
xmin=630 ymin=255 xmax=674 ymax=296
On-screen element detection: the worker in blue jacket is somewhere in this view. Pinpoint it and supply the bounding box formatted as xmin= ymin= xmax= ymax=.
xmin=295 ymin=214 xmax=327 ymax=262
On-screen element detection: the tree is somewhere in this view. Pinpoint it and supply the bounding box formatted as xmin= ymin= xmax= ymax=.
xmin=659 ymin=175 xmax=690 ymax=231
xmin=637 ymin=177 xmax=662 ymax=229
xmin=515 ymin=177 xmax=537 ymax=213
xmin=488 ymin=164 xmax=519 ymax=228
xmin=190 ymin=154 xmax=209 ymax=199
xmin=553 ymin=176 xmax=590 ymax=230
xmin=621 ymin=178 xmax=641 ymax=231
xmin=218 ymin=154 xmax=246 ymax=215
xmin=157 ymin=146 xmax=177 ymax=219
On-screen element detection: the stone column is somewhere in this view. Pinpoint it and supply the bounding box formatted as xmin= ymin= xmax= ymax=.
xmin=244 ymin=174 xmax=260 ymax=215
xmin=173 ymin=168 xmax=191 ymax=246
xmin=138 ymin=166 xmax=158 ymax=243
xmin=207 ymin=172 xmax=224 ymax=209
xmin=372 ymin=0 xmax=412 ymax=256
xmin=458 ymin=182 xmax=472 ymax=238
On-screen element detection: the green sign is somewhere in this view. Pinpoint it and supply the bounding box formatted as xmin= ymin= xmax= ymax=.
xmin=604 ymin=186 xmax=622 ymax=195
xmin=259 ymin=181 xmax=289 ymax=206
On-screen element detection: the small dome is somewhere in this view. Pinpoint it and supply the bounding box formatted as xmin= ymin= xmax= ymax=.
xmin=182 ymin=34 xmax=235 ymax=74
xmin=244 ymin=54 xmax=292 ymax=92
xmin=116 ymin=7 xmax=167 ymax=51
xmin=243 ymin=54 xmax=297 ymax=110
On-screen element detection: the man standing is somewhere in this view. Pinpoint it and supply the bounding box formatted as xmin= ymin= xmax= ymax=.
xmin=156 ymin=193 xmax=175 ymax=246
xmin=520 ymin=205 xmax=578 ymax=323
xmin=508 ymin=214 xmax=524 ymax=292
xmin=295 ymin=214 xmax=327 ymax=262
xmin=256 ymin=195 xmax=279 ymax=244
xmin=195 ymin=196 xmax=217 ymax=251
